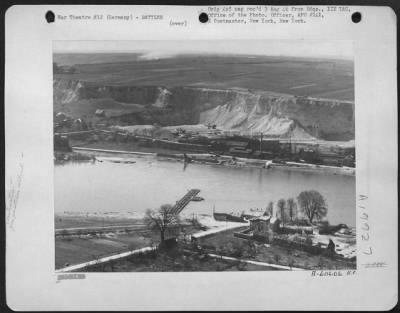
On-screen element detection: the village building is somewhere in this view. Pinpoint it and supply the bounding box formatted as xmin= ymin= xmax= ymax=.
xmin=249 ymin=215 xmax=282 ymax=236
xmin=225 ymin=140 xmax=253 ymax=157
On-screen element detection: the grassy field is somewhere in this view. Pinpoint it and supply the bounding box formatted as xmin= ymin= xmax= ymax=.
xmin=55 ymin=215 xmax=204 ymax=269
xmin=55 ymin=234 xmax=154 ymax=269
xmin=55 ymin=214 xmax=154 ymax=269
xmin=54 ymin=54 xmax=354 ymax=101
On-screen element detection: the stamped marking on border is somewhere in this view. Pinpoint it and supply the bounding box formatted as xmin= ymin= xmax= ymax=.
xmin=57 ymin=273 xmax=86 ymax=282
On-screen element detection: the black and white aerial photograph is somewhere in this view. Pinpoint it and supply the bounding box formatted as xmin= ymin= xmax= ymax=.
xmin=53 ymin=40 xmax=356 ymax=272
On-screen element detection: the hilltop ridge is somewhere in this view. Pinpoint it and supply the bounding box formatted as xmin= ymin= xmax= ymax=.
xmin=54 ymin=80 xmax=354 ymax=141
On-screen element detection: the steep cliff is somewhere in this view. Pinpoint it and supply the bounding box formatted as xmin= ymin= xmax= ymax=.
xmin=53 ymin=80 xmax=355 ymax=141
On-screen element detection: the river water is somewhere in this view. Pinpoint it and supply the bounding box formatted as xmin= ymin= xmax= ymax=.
xmin=54 ymin=156 xmax=356 ymax=226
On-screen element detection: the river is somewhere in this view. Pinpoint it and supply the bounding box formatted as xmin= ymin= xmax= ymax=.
xmin=54 ymin=156 xmax=356 ymax=226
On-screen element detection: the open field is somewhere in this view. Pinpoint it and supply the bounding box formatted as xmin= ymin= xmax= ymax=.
xmin=56 ymin=226 xmax=201 ymax=270
xmin=55 ymin=234 xmax=154 ymax=269
xmin=54 ymin=54 xmax=354 ymax=101
xmin=55 ymin=213 xmax=205 ymax=269
xmin=55 ymin=215 xmax=144 ymax=229
xmin=55 ymin=215 xmax=154 ymax=269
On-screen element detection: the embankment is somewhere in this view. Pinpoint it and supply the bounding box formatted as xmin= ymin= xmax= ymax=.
xmin=71 ymin=146 xmax=355 ymax=176
xmin=54 ymin=81 xmax=355 ymax=141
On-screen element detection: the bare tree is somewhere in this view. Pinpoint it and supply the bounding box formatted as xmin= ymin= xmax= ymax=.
xmin=297 ymin=190 xmax=327 ymax=224
xmin=288 ymin=258 xmax=295 ymax=270
xmin=264 ymin=201 xmax=274 ymax=216
xmin=277 ymin=198 xmax=287 ymax=223
xmin=286 ymin=198 xmax=297 ymax=223
xmin=273 ymin=253 xmax=282 ymax=264
xmin=144 ymin=204 xmax=180 ymax=244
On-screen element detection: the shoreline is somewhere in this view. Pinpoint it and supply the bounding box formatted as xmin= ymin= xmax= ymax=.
xmin=55 ymin=212 xmax=356 ymax=271
xmin=69 ymin=146 xmax=355 ymax=176
xmin=55 ymin=216 xmax=356 ymax=272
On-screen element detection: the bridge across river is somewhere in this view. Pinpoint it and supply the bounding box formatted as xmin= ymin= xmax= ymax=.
xmin=170 ymin=189 xmax=201 ymax=215
xmin=55 ymin=189 xmax=201 ymax=237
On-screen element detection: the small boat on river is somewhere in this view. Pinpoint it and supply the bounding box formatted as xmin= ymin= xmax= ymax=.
xmin=212 ymin=206 xmax=248 ymax=223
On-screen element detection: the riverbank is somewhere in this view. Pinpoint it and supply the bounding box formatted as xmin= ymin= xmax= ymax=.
xmin=60 ymin=226 xmax=355 ymax=272
xmin=55 ymin=214 xmax=242 ymax=270
xmin=54 ymin=150 xmax=95 ymax=162
xmin=70 ymin=143 xmax=355 ymax=176
xmin=55 ymin=212 xmax=356 ymax=272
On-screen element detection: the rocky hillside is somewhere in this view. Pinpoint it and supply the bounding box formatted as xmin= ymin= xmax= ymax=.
xmin=54 ymin=80 xmax=355 ymax=141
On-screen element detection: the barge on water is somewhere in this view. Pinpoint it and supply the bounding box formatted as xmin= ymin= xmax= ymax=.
xmin=213 ymin=212 xmax=248 ymax=223
xmin=212 ymin=206 xmax=250 ymax=223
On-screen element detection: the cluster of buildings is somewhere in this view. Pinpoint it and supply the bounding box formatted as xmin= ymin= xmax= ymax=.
xmin=53 ymin=107 xmax=355 ymax=167
xmin=179 ymin=133 xmax=355 ymax=167
xmin=231 ymin=213 xmax=350 ymax=259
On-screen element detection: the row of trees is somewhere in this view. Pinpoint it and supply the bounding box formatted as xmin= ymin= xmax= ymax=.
xmin=265 ymin=190 xmax=328 ymax=224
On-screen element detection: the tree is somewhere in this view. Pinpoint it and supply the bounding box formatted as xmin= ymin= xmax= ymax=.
xmin=297 ymin=190 xmax=327 ymax=224
xmin=273 ymin=253 xmax=281 ymax=264
xmin=286 ymin=198 xmax=297 ymax=223
xmin=277 ymin=198 xmax=287 ymax=223
xmin=288 ymin=258 xmax=295 ymax=269
xmin=264 ymin=201 xmax=274 ymax=216
xmin=144 ymin=204 xmax=180 ymax=244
